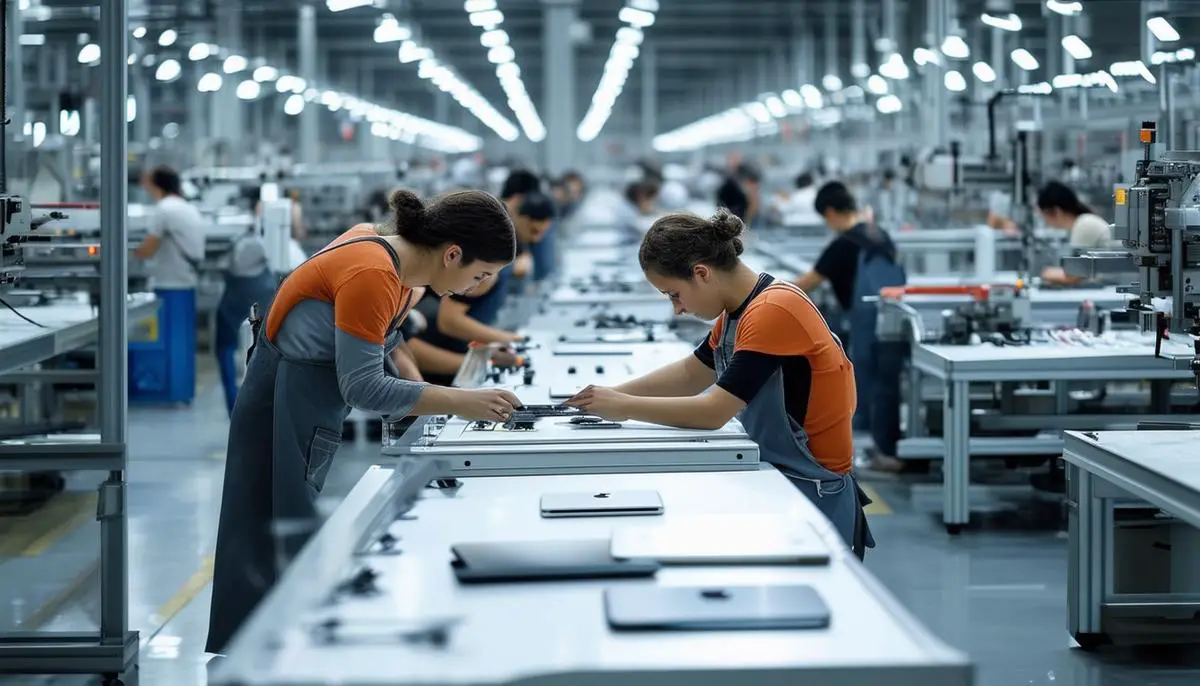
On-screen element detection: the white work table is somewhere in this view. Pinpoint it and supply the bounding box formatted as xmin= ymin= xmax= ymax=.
xmin=910 ymin=336 xmax=1198 ymax=532
xmin=215 ymin=466 xmax=972 ymax=686
xmin=1061 ymin=430 xmax=1200 ymax=648
xmin=0 ymin=292 xmax=158 ymax=375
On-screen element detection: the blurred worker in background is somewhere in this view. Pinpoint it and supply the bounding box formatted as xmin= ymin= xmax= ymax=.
xmin=252 ymin=186 xmax=308 ymax=269
xmin=794 ymin=181 xmax=910 ymax=475
xmin=499 ymin=169 xmax=547 ymax=281
xmin=781 ymin=171 xmax=823 ymax=226
xmin=207 ymin=188 xmax=522 ymax=655
xmin=562 ymin=170 xmax=586 ymax=207
xmin=133 ymin=165 xmax=207 ymax=404
xmin=408 ymin=192 xmax=555 ymax=385
xmin=1036 ymin=181 xmax=1115 ymax=286
xmin=565 ymin=209 xmax=873 ymax=558
xmin=214 ymin=216 xmax=278 ymax=417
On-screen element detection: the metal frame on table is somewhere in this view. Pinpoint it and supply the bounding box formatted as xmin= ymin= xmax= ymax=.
xmin=0 ymin=1 xmax=137 ymax=680
xmin=910 ymin=344 xmax=1196 ymax=534
xmin=1061 ymin=431 xmax=1200 ymax=648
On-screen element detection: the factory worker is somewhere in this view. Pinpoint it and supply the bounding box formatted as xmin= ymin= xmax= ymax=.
xmin=565 ymin=209 xmax=873 ymax=558
xmin=213 ymin=221 xmax=278 ymax=417
xmin=206 ymin=189 xmax=522 ymax=655
xmin=408 ymin=192 xmax=555 ymax=385
xmin=499 ymin=169 xmax=543 ymax=280
xmin=1036 ymin=181 xmax=1115 ymax=286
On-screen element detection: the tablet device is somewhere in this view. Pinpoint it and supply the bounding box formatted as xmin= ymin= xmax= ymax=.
xmin=540 ymin=490 xmax=664 ymax=518
xmin=450 ymin=539 xmax=660 ymax=584
xmin=604 ymin=584 xmax=831 ymax=631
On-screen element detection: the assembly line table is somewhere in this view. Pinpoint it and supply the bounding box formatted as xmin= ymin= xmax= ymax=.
xmin=1061 ymin=430 xmax=1200 ymax=647
xmin=0 ymin=292 xmax=158 ymax=376
xmin=909 ymin=339 xmax=1198 ymax=532
xmin=214 ymin=465 xmax=973 ymax=686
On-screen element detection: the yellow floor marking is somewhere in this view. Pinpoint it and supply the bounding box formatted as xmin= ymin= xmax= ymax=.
xmin=860 ymin=483 xmax=893 ymax=515
xmin=0 ymin=492 xmax=97 ymax=557
xmin=19 ymin=559 xmax=100 ymax=630
xmin=147 ymin=555 xmax=215 ymax=634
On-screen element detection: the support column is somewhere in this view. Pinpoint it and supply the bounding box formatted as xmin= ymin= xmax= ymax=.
xmin=98 ymin=0 xmax=130 ymax=643
xmin=299 ymin=2 xmax=319 ymax=165
xmin=215 ymin=2 xmax=244 ymax=149
xmin=131 ymin=68 xmax=151 ymax=146
xmin=641 ymin=42 xmax=656 ymax=152
xmin=542 ymin=0 xmax=577 ymax=174
xmin=7 ymin=0 xmax=23 ymax=143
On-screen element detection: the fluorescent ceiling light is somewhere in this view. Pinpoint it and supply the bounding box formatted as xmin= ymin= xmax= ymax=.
xmin=944 ymin=70 xmax=967 ymax=92
xmin=866 ymin=74 xmax=888 ymax=94
xmin=223 ymin=55 xmax=248 ymax=73
xmin=1151 ymin=48 xmax=1197 ymax=65
xmin=157 ymin=29 xmax=176 ymax=47
xmin=197 ymin=72 xmax=222 ymax=92
xmin=132 ymin=26 xmax=147 ymax=38
xmin=284 ymin=94 xmax=305 ymax=116
xmin=1011 ymin=48 xmax=1039 ymax=71
xmin=126 ymin=95 xmax=136 ymax=123
xmin=822 ymin=74 xmax=843 ymax=92
xmin=77 ymin=43 xmax=100 ymax=63
xmin=155 ymin=58 xmax=181 ymax=82
xmin=488 ymin=45 xmax=515 ymax=64
xmin=326 ymin=0 xmax=375 ymax=11
xmin=913 ymin=47 xmax=940 ymax=66
xmin=876 ymin=94 xmax=903 ymax=114
xmin=469 ymin=10 xmax=503 ymax=27
xmin=981 ymin=13 xmax=1022 ymax=32
xmin=187 ymin=43 xmax=212 ymax=60
xmin=1147 ymin=16 xmax=1180 ymax=43
xmin=398 ymin=41 xmax=431 ymax=64
xmin=253 ymin=66 xmax=279 ymax=82
xmin=480 ymin=29 xmax=508 ymax=48
xmin=972 ymin=61 xmax=996 ymax=82
xmin=1110 ymin=60 xmax=1157 ymax=84
xmin=464 ymin=0 xmax=496 ymax=12
xmin=236 ymin=80 xmax=261 ymax=100
xmin=374 ymin=15 xmax=410 ymax=43
xmin=941 ymin=35 xmax=969 ymax=59
xmin=763 ymin=95 xmax=787 ymax=119
xmin=780 ymin=89 xmax=804 ymax=108
xmin=629 ymin=0 xmax=659 ymax=11
xmin=879 ymin=53 xmax=909 ymax=79
xmin=1018 ymin=81 xmax=1053 ymax=95
xmin=1045 ymin=1 xmax=1082 ymax=15
xmin=18 ymin=34 xmax=45 ymax=46
xmin=1061 ymin=35 xmax=1092 ymax=60
xmin=618 ymin=7 xmax=655 ymax=27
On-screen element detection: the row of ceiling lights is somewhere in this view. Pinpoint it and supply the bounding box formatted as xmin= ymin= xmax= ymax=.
xmin=72 ymin=24 xmax=482 ymax=154
xmin=656 ymin=3 xmax=1188 ymax=153
xmin=464 ymin=0 xmax=545 ymax=142
xmin=577 ymin=0 xmax=658 ymax=143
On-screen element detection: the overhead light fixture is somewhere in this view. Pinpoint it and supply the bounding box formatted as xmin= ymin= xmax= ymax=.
xmin=1018 ymin=81 xmax=1053 ymax=95
xmin=876 ymin=94 xmax=903 ymax=114
xmin=822 ymin=74 xmax=843 ymax=92
xmin=981 ymin=13 xmax=1022 ymax=32
xmin=374 ymin=14 xmax=411 ymax=43
xmin=18 ymin=34 xmax=45 ymax=46
xmin=157 ymin=29 xmax=177 ymax=47
xmin=1011 ymin=48 xmax=1039 ymax=71
xmin=780 ymin=89 xmax=804 ymax=109
xmin=1046 ymin=1 xmax=1082 ymax=16
xmin=464 ymin=0 xmax=496 ymax=11
xmin=126 ymin=95 xmax=136 ymax=123
xmin=913 ymin=47 xmax=941 ymax=66
xmin=235 ymin=80 xmax=261 ymax=100
xmin=223 ymin=55 xmax=248 ymax=73
xmin=155 ymin=58 xmax=182 ymax=82
xmin=1110 ymin=60 xmax=1157 ymax=84
xmin=1147 ymin=16 xmax=1181 ymax=43
xmin=398 ymin=41 xmax=431 ymax=64
xmin=132 ymin=26 xmax=147 ymax=39
xmin=972 ymin=61 xmax=996 ymax=82
xmin=1061 ymin=35 xmax=1092 ymax=60
xmin=469 ymin=9 xmax=504 ymax=28
xmin=941 ymin=35 xmax=970 ymax=59
xmin=487 ymin=45 xmax=515 ymax=64
xmin=464 ymin=3 xmax=541 ymax=141
xmin=253 ymin=65 xmax=279 ymax=82
xmin=197 ymin=72 xmax=223 ymax=92
xmin=77 ymin=42 xmax=100 ymax=63
xmin=127 ymin=53 xmax=136 ymax=65
xmin=879 ymin=53 xmax=910 ymax=80
xmin=1151 ymin=47 xmax=1197 ymax=66
xmin=763 ymin=95 xmax=787 ymax=119
xmin=617 ymin=6 xmax=655 ymax=28
xmin=326 ymin=0 xmax=375 ymax=11
xmin=944 ymin=70 xmax=967 ymax=92
xmin=578 ymin=1 xmax=659 ymax=142
xmin=799 ymin=84 xmax=824 ymax=109
xmin=275 ymin=75 xmax=306 ymax=93
xmin=480 ymin=29 xmax=508 ymax=48
xmin=187 ymin=43 xmax=213 ymax=60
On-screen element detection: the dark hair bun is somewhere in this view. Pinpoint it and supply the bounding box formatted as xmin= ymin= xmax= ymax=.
xmin=710 ymin=208 xmax=745 ymax=256
xmin=388 ymin=188 xmax=426 ymax=231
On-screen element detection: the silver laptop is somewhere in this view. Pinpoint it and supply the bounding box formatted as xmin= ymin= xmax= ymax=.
xmin=610 ymin=520 xmax=830 ymax=565
xmin=539 ymin=490 xmax=664 ymax=518
xmin=604 ymin=584 xmax=831 ymax=631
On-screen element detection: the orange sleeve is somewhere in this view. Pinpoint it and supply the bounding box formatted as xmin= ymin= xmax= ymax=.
xmin=734 ymin=301 xmax=817 ymax=357
xmin=333 ymin=268 xmax=403 ymax=345
xmin=706 ymin=315 xmax=726 ymax=349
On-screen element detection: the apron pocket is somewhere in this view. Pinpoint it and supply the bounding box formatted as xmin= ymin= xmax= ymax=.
xmin=305 ymin=427 xmax=340 ymax=494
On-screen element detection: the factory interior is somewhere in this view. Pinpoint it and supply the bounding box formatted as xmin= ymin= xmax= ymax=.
xmin=4 ymin=0 xmax=1200 ymax=684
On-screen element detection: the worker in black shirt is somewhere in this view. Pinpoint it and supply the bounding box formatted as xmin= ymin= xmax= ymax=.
xmin=794 ymin=181 xmax=909 ymax=474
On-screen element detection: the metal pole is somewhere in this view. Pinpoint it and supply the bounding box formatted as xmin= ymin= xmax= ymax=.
xmin=298 ymin=3 xmax=318 ymax=165
xmin=0 ymin=0 xmax=8 ymax=193
xmin=98 ymin=0 xmax=130 ymax=644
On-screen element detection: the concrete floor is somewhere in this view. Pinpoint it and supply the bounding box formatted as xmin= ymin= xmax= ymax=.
xmin=1 ymin=367 xmax=1199 ymax=685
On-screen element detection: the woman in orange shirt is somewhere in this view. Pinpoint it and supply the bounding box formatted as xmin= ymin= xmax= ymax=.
xmin=207 ymin=189 xmax=521 ymax=654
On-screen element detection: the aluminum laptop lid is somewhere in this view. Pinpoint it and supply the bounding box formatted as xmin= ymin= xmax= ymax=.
xmin=604 ymin=584 xmax=832 ymax=631
xmin=540 ymin=490 xmax=664 ymax=518
xmin=610 ymin=516 xmax=830 ymax=565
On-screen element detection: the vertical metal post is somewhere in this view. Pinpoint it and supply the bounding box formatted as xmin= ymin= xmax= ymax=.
xmin=299 ymin=2 xmax=318 ymax=165
xmin=99 ymin=0 xmax=130 ymax=645
xmin=851 ymin=0 xmax=866 ymax=79
xmin=7 ymin=0 xmax=23 ymax=145
xmin=542 ymin=0 xmax=577 ymax=174
xmin=641 ymin=42 xmax=656 ymax=152
xmin=822 ymin=2 xmax=838 ymax=86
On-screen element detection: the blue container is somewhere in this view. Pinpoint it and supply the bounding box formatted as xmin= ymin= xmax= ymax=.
xmin=129 ymin=288 xmax=196 ymax=404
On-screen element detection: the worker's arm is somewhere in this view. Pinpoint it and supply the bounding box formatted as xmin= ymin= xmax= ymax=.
xmin=291 ymin=202 xmax=307 ymax=242
xmin=132 ymin=234 xmax=161 ymax=259
xmin=1040 ymin=266 xmax=1084 ymax=286
xmin=794 ymin=270 xmax=825 ymax=293
xmin=566 ymin=385 xmax=745 ymax=431
xmin=389 ymin=341 xmax=423 ymax=381
xmin=437 ymin=287 xmax=522 ymax=344
xmin=512 ymin=251 xmax=533 ymax=279
xmin=406 ymin=337 xmax=466 ymax=376
xmin=614 ymin=353 xmax=717 ymax=398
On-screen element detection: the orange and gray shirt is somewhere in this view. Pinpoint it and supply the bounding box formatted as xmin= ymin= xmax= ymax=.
xmin=265 ymin=225 xmax=422 ymax=416
xmin=695 ymin=274 xmax=856 ymax=474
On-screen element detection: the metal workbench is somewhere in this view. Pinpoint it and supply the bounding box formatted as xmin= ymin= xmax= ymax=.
xmin=213 ymin=463 xmax=973 ymax=686
xmin=0 ymin=3 xmax=137 ymax=681
xmin=909 ymin=337 xmax=1198 ymax=532
xmin=1062 ymin=430 xmax=1200 ymax=648
xmin=0 ymin=293 xmax=157 ymax=375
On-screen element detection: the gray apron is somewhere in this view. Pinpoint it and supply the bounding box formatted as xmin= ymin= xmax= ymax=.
xmin=714 ymin=305 xmax=875 ymax=559
xmin=206 ymin=236 xmax=411 ymax=654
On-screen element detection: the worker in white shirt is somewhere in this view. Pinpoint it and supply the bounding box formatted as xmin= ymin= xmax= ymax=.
xmin=1035 ymin=181 xmax=1114 ymax=286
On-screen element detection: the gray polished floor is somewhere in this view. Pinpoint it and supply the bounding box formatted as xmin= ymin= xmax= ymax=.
xmin=2 ymin=369 xmax=1198 ymax=685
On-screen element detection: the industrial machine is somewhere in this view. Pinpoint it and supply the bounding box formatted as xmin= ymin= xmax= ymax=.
xmin=1065 ymin=121 xmax=1200 ymax=381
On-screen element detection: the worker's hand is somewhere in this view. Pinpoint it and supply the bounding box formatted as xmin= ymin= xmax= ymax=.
xmin=563 ymin=385 xmax=631 ymax=421
xmin=490 ymin=348 xmax=519 ymax=368
xmin=454 ymin=388 xmax=523 ymax=422
xmin=512 ymin=253 xmax=533 ymax=279
xmin=504 ymin=332 xmax=527 ymax=344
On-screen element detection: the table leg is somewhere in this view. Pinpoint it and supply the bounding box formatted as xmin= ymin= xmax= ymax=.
xmin=1066 ymin=464 xmax=1110 ymax=649
xmin=942 ymin=379 xmax=970 ymax=533
xmin=906 ymin=359 xmax=923 ymax=438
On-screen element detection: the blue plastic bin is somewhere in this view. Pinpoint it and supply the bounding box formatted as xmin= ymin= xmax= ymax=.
xmin=129 ymin=288 xmax=196 ymax=404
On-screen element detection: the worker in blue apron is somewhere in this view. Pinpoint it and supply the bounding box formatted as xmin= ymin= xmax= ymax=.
xmin=214 ymin=228 xmax=278 ymax=417
xmin=206 ymin=189 xmax=522 ymax=655
xmin=566 ymin=209 xmax=873 ymax=557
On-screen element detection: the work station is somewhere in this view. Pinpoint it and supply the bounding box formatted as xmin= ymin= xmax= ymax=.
xmin=2 ymin=2 xmax=1200 ymax=686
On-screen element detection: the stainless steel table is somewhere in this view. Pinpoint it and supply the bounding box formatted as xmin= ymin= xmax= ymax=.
xmin=0 ymin=293 xmax=158 ymax=375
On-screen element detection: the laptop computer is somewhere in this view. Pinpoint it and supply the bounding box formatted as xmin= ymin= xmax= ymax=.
xmin=450 ymin=538 xmax=660 ymax=584
xmin=609 ymin=519 xmax=829 ymax=564
xmin=540 ymin=490 xmax=664 ymax=518
xmin=604 ymin=584 xmax=831 ymax=631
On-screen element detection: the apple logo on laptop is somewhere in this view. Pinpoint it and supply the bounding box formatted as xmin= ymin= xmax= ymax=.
xmin=593 ymin=492 xmax=611 ymax=499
